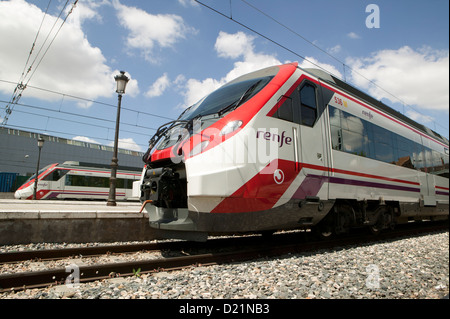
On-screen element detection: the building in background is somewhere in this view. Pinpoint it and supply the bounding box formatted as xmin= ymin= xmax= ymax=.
xmin=0 ymin=128 xmax=144 ymax=192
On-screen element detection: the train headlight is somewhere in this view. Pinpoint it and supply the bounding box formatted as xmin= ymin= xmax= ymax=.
xmin=189 ymin=140 xmax=210 ymax=157
xmin=220 ymin=120 xmax=243 ymax=136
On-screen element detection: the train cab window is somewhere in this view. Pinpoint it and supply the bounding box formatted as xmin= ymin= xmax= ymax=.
xmin=42 ymin=169 xmax=68 ymax=181
xmin=300 ymin=84 xmax=317 ymax=127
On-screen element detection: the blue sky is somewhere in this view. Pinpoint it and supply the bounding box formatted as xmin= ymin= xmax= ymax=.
xmin=0 ymin=0 xmax=448 ymax=153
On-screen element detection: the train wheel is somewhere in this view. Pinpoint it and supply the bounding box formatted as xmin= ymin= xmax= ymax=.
xmin=369 ymin=206 xmax=394 ymax=235
xmin=369 ymin=222 xmax=383 ymax=235
xmin=313 ymin=223 xmax=334 ymax=239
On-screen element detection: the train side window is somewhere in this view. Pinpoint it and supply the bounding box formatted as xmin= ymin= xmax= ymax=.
xmin=329 ymin=107 xmax=342 ymax=150
xmin=414 ymin=146 xmax=426 ymax=172
xmin=272 ymin=86 xmax=301 ymax=123
xmin=328 ymin=105 xmax=448 ymax=176
xmin=422 ymin=148 xmax=433 ymax=173
xmin=273 ymin=96 xmax=294 ymax=122
xmin=430 ymin=150 xmax=445 ymax=176
xmin=341 ymin=112 xmax=370 ymax=157
xmin=442 ymin=152 xmax=449 ymax=178
xmin=372 ymin=125 xmax=395 ymax=163
xmin=395 ymin=135 xmax=416 ymax=169
xmin=300 ymin=84 xmax=317 ymax=127
xmin=117 ymin=178 xmax=125 ymax=189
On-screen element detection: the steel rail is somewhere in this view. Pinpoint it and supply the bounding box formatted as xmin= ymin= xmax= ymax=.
xmin=0 ymin=242 xmax=165 ymax=264
xmin=0 ymin=236 xmax=261 ymax=264
xmin=0 ymin=223 xmax=447 ymax=293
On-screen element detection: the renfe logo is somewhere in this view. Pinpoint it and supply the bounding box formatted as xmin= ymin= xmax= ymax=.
xmin=274 ymin=169 xmax=284 ymax=184
xmin=256 ymin=130 xmax=292 ymax=148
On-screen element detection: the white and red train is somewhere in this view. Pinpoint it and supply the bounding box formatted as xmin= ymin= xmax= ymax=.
xmin=140 ymin=62 xmax=449 ymax=241
xmin=15 ymin=161 xmax=141 ymax=200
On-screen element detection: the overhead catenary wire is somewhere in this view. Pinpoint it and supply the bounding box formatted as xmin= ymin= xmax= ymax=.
xmin=0 ymin=98 xmax=159 ymax=134
xmin=1 ymin=1 xmax=447 ymax=145
xmin=194 ymin=0 xmax=448 ymax=135
xmin=0 ymin=77 xmax=175 ymax=153
xmin=1 ymin=0 xmax=77 ymax=127
xmin=0 ymin=79 xmax=174 ymax=122
xmin=3 ymin=123 xmax=148 ymax=152
xmin=17 ymin=0 xmax=52 ymax=88
xmin=238 ymin=0 xmax=411 ymax=109
xmin=25 ymin=1 xmax=78 ymax=84
xmin=0 ymin=97 xmax=157 ymax=151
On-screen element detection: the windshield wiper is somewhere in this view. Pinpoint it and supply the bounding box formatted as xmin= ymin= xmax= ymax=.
xmin=143 ymin=119 xmax=190 ymax=163
xmin=217 ymin=80 xmax=262 ymax=116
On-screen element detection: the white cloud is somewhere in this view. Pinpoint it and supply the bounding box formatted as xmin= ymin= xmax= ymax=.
xmin=347 ymin=32 xmax=360 ymax=39
xmin=73 ymin=136 xmax=101 ymax=144
xmin=0 ymin=0 xmax=115 ymax=105
xmin=215 ymin=31 xmax=281 ymax=82
xmin=146 ymin=73 xmax=170 ymax=98
xmin=75 ymin=135 xmax=142 ymax=152
xmin=181 ymin=31 xmax=281 ymax=106
xmin=406 ymin=110 xmax=434 ymax=123
xmin=66 ymin=0 xmax=106 ymax=29
xmin=178 ymin=31 xmax=348 ymax=110
xmin=346 ymin=46 xmax=449 ymax=111
xmin=184 ymin=77 xmax=222 ymax=106
xmin=215 ymin=31 xmax=255 ymax=59
xmin=109 ymin=137 xmax=143 ymax=152
xmin=174 ymin=74 xmax=186 ymax=86
xmin=299 ymin=57 xmax=343 ymax=79
xmin=177 ymin=0 xmax=199 ymax=7
xmin=328 ymin=45 xmax=342 ymax=55
xmin=113 ymin=0 xmax=196 ymax=63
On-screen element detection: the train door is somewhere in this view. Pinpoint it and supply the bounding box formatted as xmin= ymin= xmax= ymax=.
xmin=423 ymin=146 xmax=437 ymax=206
xmin=54 ymin=169 xmax=68 ymax=197
xmin=42 ymin=168 xmax=67 ymax=198
xmin=296 ymin=80 xmax=330 ymax=200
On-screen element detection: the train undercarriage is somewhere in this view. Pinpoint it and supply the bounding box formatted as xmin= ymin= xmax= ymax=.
xmin=314 ymin=199 xmax=448 ymax=238
xmin=140 ymin=161 xmax=448 ymax=241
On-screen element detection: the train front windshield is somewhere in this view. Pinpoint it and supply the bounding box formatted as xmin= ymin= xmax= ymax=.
xmin=144 ymin=68 xmax=278 ymax=158
xmin=23 ymin=164 xmax=53 ymax=184
xmin=179 ymin=75 xmax=274 ymax=121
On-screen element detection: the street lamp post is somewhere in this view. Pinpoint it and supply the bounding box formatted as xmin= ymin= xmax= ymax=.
xmin=107 ymin=71 xmax=129 ymax=206
xmin=32 ymin=136 xmax=45 ymax=200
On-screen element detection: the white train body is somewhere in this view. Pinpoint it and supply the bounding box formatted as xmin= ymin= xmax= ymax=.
xmin=15 ymin=161 xmax=140 ymax=200
xmin=140 ymin=63 xmax=449 ymax=240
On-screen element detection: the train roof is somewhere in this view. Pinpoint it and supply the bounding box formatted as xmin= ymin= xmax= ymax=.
xmin=59 ymin=161 xmax=142 ymax=172
xmin=303 ymin=67 xmax=449 ymax=147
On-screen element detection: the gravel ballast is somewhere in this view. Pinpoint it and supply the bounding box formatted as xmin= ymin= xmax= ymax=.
xmin=1 ymin=231 xmax=448 ymax=299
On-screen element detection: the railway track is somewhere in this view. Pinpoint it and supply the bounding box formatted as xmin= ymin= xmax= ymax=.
xmin=0 ymin=221 xmax=448 ymax=293
xmin=0 ymin=235 xmax=271 ymax=264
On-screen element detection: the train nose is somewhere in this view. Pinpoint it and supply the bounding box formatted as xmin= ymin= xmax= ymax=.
xmin=14 ymin=189 xmax=30 ymax=199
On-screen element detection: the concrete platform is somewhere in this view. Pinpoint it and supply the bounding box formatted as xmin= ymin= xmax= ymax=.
xmin=0 ymin=199 xmax=159 ymax=245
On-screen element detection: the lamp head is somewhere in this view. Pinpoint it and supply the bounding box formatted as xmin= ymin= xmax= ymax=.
xmin=115 ymin=71 xmax=129 ymax=94
xmin=37 ymin=136 xmax=44 ymax=148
